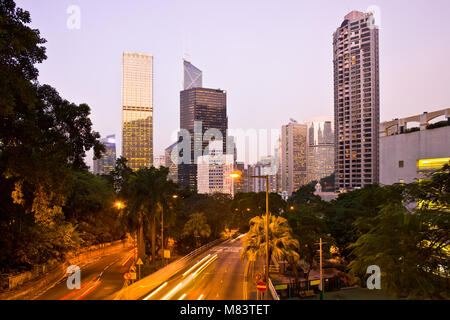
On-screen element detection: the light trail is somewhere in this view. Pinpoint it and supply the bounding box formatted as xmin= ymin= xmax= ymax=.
xmin=143 ymin=282 xmax=168 ymax=300
xmin=161 ymin=282 xmax=183 ymax=300
xmin=182 ymin=254 xmax=211 ymax=277
xmin=192 ymin=255 xmax=218 ymax=278
xmin=178 ymin=293 xmax=187 ymax=300
xmin=198 ymin=294 xmax=204 ymax=300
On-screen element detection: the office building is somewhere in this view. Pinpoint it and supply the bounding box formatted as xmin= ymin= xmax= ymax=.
xmin=184 ymin=60 xmax=203 ymax=90
xmin=305 ymin=117 xmax=335 ymax=183
xmin=281 ymin=122 xmax=308 ymax=196
xmin=153 ymin=155 xmax=166 ymax=169
xmin=333 ymin=11 xmax=380 ymax=191
xmin=197 ymin=141 xmax=234 ymax=195
xmin=165 ymin=142 xmax=178 ymax=183
xmin=122 ymin=52 xmax=153 ymax=170
xmin=178 ymin=88 xmax=228 ymax=191
xmin=93 ymin=135 xmax=116 ymax=175
xmin=380 ymin=108 xmax=450 ymax=185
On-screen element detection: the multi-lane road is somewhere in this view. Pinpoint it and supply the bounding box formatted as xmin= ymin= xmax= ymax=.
xmin=140 ymin=237 xmax=246 ymax=301
xmin=35 ymin=237 xmax=247 ymax=300
xmin=36 ymin=247 xmax=136 ymax=300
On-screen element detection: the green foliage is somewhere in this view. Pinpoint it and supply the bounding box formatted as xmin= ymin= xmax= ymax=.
xmin=183 ymin=213 xmax=212 ymax=248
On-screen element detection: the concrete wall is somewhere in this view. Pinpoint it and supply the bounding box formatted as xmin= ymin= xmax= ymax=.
xmin=380 ymin=126 xmax=450 ymax=185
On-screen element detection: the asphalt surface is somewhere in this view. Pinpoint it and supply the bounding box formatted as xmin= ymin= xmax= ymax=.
xmin=36 ymin=247 xmax=135 ymax=300
xmin=140 ymin=237 xmax=246 ymax=301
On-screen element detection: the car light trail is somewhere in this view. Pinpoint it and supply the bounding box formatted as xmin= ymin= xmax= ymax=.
xmin=143 ymin=282 xmax=168 ymax=300
xmin=75 ymin=281 xmax=102 ymax=300
xmin=161 ymin=282 xmax=183 ymax=300
xmin=198 ymin=294 xmax=204 ymax=300
xmin=192 ymin=255 xmax=218 ymax=278
xmin=182 ymin=254 xmax=211 ymax=277
xmin=178 ymin=293 xmax=187 ymax=300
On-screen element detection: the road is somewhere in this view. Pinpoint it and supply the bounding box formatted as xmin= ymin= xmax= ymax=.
xmin=140 ymin=237 xmax=246 ymax=300
xmin=36 ymin=247 xmax=135 ymax=300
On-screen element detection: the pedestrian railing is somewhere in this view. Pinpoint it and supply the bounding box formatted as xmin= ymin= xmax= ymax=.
xmin=268 ymin=278 xmax=280 ymax=300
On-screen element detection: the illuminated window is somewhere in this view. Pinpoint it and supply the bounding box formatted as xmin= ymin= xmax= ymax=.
xmin=417 ymin=158 xmax=450 ymax=171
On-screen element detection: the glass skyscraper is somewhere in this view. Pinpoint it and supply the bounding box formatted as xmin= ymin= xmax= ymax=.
xmin=121 ymin=52 xmax=153 ymax=170
xmin=93 ymin=135 xmax=116 ymax=175
xmin=178 ymin=88 xmax=228 ymax=191
xmin=184 ymin=60 xmax=203 ymax=90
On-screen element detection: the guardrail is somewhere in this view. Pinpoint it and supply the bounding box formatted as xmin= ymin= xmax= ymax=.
xmin=268 ymin=278 xmax=280 ymax=300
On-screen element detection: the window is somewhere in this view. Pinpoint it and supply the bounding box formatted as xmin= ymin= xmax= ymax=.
xmin=399 ymin=161 xmax=404 ymax=168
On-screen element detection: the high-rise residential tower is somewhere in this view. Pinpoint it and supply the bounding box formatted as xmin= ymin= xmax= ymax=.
xmin=165 ymin=142 xmax=178 ymax=183
xmin=93 ymin=135 xmax=116 ymax=175
xmin=305 ymin=117 xmax=335 ymax=183
xmin=121 ymin=52 xmax=153 ymax=170
xmin=178 ymin=88 xmax=228 ymax=191
xmin=281 ymin=122 xmax=308 ymax=196
xmin=184 ymin=60 xmax=203 ymax=90
xmin=333 ymin=11 xmax=380 ymax=190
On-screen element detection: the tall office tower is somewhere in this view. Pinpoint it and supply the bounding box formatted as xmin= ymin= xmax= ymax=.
xmin=122 ymin=52 xmax=154 ymax=170
xmin=93 ymin=135 xmax=117 ymax=175
xmin=165 ymin=142 xmax=178 ymax=183
xmin=178 ymin=88 xmax=228 ymax=191
xmin=305 ymin=117 xmax=335 ymax=183
xmin=333 ymin=11 xmax=380 ymax=190
xmin=281 ymin=122 xmax=308 ymax=196
xmin=184 ymin=60 xmax=203 ymax=90
xmin=233 ymin=162 xmax=248 ymax=193
xmin=247 ymin=157 xmax=279 ymax=193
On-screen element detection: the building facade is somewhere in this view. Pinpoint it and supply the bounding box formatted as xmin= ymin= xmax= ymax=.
xmin=197 ymin=142 xmax=234 ymax=195
xmin=380 ymin=108 xmax=450 ymax=185
xmin=184 ymin=60 xmax=203 ymax=90
xmin=165 ymin=142 xmax=178 ymax=183
xmin=305 ymin=117 xmax=335 ymax=183
xmin=333 ymin=11 xmax=380 ymax=191
xmin=178 ymin=88 xmax=228 ymax=191
xmin=281 ymin=122 xmax=308 ymax=196
xmin=122 ymin=52 xmax=154 ymax=170
xmin=153 ymin=155 xmax=166 ymax=169
xmin=93 ymin=135 xmax=116 ymax=175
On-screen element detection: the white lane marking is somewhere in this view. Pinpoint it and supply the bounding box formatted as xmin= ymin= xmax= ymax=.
xmin=143 ymin=282 xmax=168 ymax=300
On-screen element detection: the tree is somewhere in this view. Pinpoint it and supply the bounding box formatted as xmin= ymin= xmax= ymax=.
xmin=183 ymin=213 xmax=211 ymax=248
xmin=286 ymin=205 xmax=331 ymax=282
xmin=349 ymin=167 xmax=449 ymax=298
xmin=241 ymin=215 xmax=299 ymax=282
xmin=121 ymin=167 xmax=176 ymax=261
xmin=289 ymin=184 xmax=322 ymax=207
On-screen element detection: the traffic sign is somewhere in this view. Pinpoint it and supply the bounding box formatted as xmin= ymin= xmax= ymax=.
xmin=256 ymin=281 xmax=267 ymax=293
xmin=123 ymin=272 xmax=137 ymax=280
xmin=255 ymin=273 xmax=262 ymax=282
xmin=164 ymin=250 xmax=171 ymax=259
xmin=136 ymin=258 xmax=144 ymax=265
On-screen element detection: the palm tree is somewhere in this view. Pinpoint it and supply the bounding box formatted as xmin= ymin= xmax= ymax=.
xmin=121 ymin=167 xmax=176 ymax=262
xmin=241 ymin=215 xmax=300 ymax=284
xmin=183 ymin=213 xmax=211 ymax=248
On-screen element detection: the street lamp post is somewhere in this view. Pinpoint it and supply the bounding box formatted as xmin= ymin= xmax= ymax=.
xmin=251 ymin=175 xmax=269 ymax=300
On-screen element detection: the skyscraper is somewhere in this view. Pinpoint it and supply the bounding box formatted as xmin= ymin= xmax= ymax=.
xmin=165 ymin=142 xmax=178 ymax=183
xmin=305 ymin=117 xmax=335 ymax=183
xmin=121 ymin=52 xmax=153 ymax=171
xmin=333 ymin=11 xmax=380 ymax=190
xmin=281 ymin=122 xmax=308 ymax=196
xmin=178 ymin=88 xmax=228 ymax=191
xmin=184 ymin=60 xmax=203 ymax=90
xmin=93 ymin=135 xmax=116 ymax=175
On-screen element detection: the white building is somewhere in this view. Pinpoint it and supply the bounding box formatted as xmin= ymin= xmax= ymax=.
xmin=197 ymin=154 xmax=234 ymax=195
xmin=380 ymin=108 xmax=450 ymax=185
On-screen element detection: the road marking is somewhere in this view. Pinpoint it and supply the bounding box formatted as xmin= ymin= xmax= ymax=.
xmin=143 ymin=282 xmax=168 ymax=300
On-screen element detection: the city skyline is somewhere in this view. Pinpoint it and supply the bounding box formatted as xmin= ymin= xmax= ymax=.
xmin=16 ymin=0 xmax=450 ymax=170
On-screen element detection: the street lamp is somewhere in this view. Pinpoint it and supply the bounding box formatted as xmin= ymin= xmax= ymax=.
xmin=230 ymin=171 xmax=242 ymax=197
xmin=115 ymin=201 xmax=124 ymax=210
xmin=251 ymin=175 xmax=269 ymax=300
